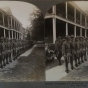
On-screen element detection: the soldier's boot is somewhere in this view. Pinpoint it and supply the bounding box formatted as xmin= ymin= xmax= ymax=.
xmin=74 ymin=55 xmax=78 ymax=67
xmin=78 ymin=57 xmax=81 ymax=65
xmin=6 ymin=56 xmax=9 ymax=64
xmin=57 ymin=53 xmax=62 ymax=65
xmin=9 ymin=55 xmax=12 ymax=62
xmin=0 ymin=61 xmax=3 ymax=69
xmin=70 ymin=56 xmax=74 ymax=70
xmin=84 ymin=52 xmax=87 ymax=61
xmin=65 ymin=57 xmax=69 ymax=73
xmin=81 ymin=57 xmax=84 ymax=63
xmin=81 ymin=53 xmax=84 ymax=63
xmin=3 ymin=59 xmax=6 ymax=66
xmin=13 ymin=51 xmax=16 ymax=60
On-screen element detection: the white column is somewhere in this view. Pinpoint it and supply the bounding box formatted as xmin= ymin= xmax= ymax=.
xmin=74 ymin=26 xmax=76 ymax=37
xmin=80 ymin=28 xmax=82 ymax=36
xmin=80 ymin=13 xmax=82 ymax=25
xmin=85 ymin=16 xmax=87 ymax=27
xmin=17 ymin=32 xmax=18 ymax=39
xmin=14 ymin=20 xmax=15 ymax=30
xmin=12 ymin=30 xmax=13 ymax=39
xmin=11 ymin=17 xmax=12 ymax=29
xmin=66 ymin=2 xmax=68 ymax=19
xmin=85 ymin=29 xmax=87 ymax=38
xmin=2 ymin=14 xmax=4 ymax=26
xmin=66 ymin=23 xmax=68 ymax=36
xmin=4 ymin=29 xmax=6 ymax=38
xmin=8 ymin=30 xmax=10 ymax=39
xmin=52 ymin=5 xmax=56 ymax=43
xmin=15 ymin=31 xmax=16 ymax=39
xmin=74 ymin=8 xmax=76 ymax=23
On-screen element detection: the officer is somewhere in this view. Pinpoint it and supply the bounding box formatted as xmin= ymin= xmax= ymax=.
xmin=62 ymin=36 xmax=71 ymax=73
xmin=70 ymin=35 xmax=75 ymax=69
xmin=75 ymin=36 xmax=80 ymax=66
xmin=56 ymin=36 xmax=62 ymax=65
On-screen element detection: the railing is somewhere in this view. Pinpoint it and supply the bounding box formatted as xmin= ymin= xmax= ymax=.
xmin=86 ymin=24 xmax=88 ymax=27
xmin=67 ymin=15 xmax=74 ymax=22
xmin=76 ymin=18 xmax=80 ymax=24
xmin=0 ymin=21 xmax=3 ymax=26
xmin=82 ymin=22 xmax=85 ymax=26
xmin=57 ymin=9 xmax=66 ymax=19
xmin=4 ymin=23 xmax=8 ymax=28
xmin=46 ymin=9 xmax=87 ymax=27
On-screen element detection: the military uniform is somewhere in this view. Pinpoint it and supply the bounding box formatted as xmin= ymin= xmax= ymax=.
xmin=83 ymin=38 xmax=87 ymax=61
xmin=79 ymin=36 xmax=84 ymax=63
xmin=0 ymin=38 xmax=2 ymax=68
xmin=1 ymin=37 xmax=6 ymax=67
xmin=75 ymin=36 xmax=80 ymax=66
xmin=70 ymin=35 xmax=75 ymax=69
xmin=62 ymin=36 xmax=71 ymax=73
xmin=6 ymin=38 xmax=9 ymax=64
xmin=55 ymin=37 xmax=62 ymax=65
xmin=8 ymin=39 xmax=12 ymax=62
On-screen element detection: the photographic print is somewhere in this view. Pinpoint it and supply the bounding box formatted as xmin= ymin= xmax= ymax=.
xmin=45 ymin=1 xmax=88 ymax=81
xmin=0 ymin=1 xmax=45 ymax=82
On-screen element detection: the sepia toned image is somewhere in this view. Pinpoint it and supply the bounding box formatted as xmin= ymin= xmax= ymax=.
xmin=0 ymin=1 xmax=45 ymax=81
xmin=45 ymin=1 xmax=88 ymax=81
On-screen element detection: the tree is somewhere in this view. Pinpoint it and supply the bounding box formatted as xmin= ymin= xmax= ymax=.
xmin=30 ymin=9 xmax=44 ymax=41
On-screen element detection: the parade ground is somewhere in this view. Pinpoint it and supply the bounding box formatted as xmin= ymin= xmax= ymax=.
xmin=46 ymin=56 xmax=88 ymax=81
xmin=0 ymin=44 xmax=45 ymax=82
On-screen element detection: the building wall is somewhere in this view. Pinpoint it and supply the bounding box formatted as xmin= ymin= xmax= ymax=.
xmin=45 ymin=2 xmax=88 ymax=43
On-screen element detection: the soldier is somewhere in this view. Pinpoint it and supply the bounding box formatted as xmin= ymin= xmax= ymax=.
xmin=6 ymin=37 xmax=9 ymax=64
xmin=13 ymin=39 xmax=16 ymax=60
xmin=57 ymin=37 xmax=62 ymax=65
xmin=83 ymin=38 xmax=87 ymax=61
xmin=55 ymin=37 xmax=62 ymax=65
xmin=0 ymin=38 xmax=3 ymax=68
xmin=70 ymin=35 xmax=75 ymax=69
xmin=1 ymin=37 xmax=5 ymax=68
xmin=62 ymin=36 xmax=71 ymax=73
xmin=8 ymin=38 xmax=12 ymax=62
xmin=79 ymin=36 xmax=84 ymax=63
xmin=75 ymin=36 xmax=80 ymax=66
xmin=86 ymin=37 xmax=88 ymax=56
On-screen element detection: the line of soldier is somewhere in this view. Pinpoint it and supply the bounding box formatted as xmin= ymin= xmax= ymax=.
xmin=55 ymin=35 xmax=88 ymax=73
xmin=0 ymin=37 xmax=30 ymax=69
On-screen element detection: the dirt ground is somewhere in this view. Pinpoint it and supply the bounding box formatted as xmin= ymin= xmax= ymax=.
xmin=0 ymin=46 xmax=45 ymax=82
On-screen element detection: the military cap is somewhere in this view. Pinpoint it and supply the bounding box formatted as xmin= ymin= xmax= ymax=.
xmin=1 ymin=37 xmax=3 ymax=39
xmin=70 ymin=35 xmax=74 ymax=38
xmin=58 ymin=36 xmax=61 ymax=39
xmin=65 ymin=35 xmax=70 ymax=39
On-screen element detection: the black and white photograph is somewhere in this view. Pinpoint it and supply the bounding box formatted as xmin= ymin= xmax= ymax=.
xmin=45 ymin=1 xmax=88 ymax=81
xmin=0 ymin=1 xmax=45 ymax=81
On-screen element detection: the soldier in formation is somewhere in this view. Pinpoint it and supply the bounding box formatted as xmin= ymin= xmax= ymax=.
xmin=0 ymin=37 xmax=30 ymax=69
xmin=54 ymin=35 xmax=88 ymax=73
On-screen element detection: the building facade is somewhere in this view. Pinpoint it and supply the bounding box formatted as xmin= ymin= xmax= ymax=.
xmin=45 ymin=2 xmax=88 ymax=43
xmin=0 ymin=7 xmax=24 ymax=40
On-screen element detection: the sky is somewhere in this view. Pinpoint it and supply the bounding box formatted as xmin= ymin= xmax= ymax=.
xmin=0 ymin=1 xmax=39 ymax=28
xmin=74 ymin=1 xmax=88 ymax=13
